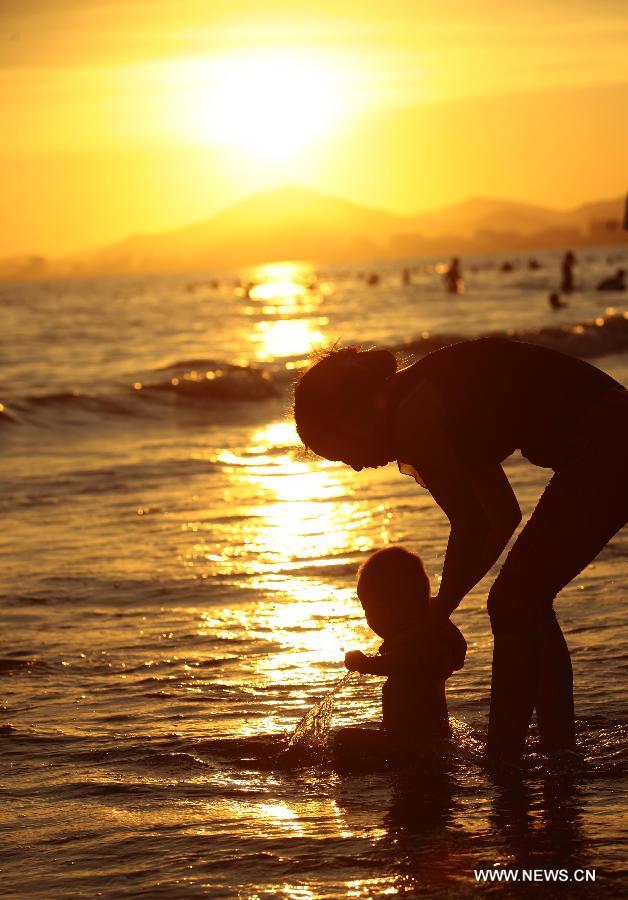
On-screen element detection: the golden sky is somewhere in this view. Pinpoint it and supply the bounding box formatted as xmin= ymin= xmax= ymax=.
xmin=1 ymin=0 xmax=627 ymax=255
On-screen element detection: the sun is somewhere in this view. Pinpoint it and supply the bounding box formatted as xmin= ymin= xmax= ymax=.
xmin=204 ymin=51 xmax=342 ymax=160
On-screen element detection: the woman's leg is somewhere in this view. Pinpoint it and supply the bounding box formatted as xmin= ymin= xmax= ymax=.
xmin=534 ymin=612 xmax=575 ymax=753
xmin=487 ymin=630 xmax=537 ymax=762
xmin=486 ymin=443 xmax=627 ymax=762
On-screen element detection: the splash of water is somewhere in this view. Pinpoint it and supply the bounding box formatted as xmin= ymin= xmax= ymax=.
xmin=285 ymin=672 xmax=357 ymax=758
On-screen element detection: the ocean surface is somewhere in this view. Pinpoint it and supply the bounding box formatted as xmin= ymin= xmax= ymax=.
xmin=1 ymin=247 xmax=627 ymax=898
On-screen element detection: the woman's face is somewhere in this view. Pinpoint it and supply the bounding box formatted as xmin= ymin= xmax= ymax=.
xmin=332 ymin=384 xmax=394 ymax=470
xmin=340 ymin=454 xmax=389 ymax=473
xmin=335 ymin=430 xmax=392 ymax=471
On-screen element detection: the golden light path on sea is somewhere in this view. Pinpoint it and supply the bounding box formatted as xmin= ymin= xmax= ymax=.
xmin=186 ymin=410 xmax=382 ymax=742
xmin=221 ymin=420 xmax=369 ymax=690
xmin=244 ymin=261 xmax=329 ymax=360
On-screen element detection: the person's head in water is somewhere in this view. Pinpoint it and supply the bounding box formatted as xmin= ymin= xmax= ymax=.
xmin=294 ymin=346 xmax=398 ymax=470
xmin=548 ymin=291 xmax=565 ymax=309
xmin=357 ymin=546 xmax=430 ymax=640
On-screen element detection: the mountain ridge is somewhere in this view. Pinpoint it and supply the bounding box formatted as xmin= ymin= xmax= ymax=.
xmin=1 ymin=185 xmax=625 ymax=280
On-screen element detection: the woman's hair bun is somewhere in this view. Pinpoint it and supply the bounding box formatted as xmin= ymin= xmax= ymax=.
xmin=356 ymin=349 xmax=397 ymax=380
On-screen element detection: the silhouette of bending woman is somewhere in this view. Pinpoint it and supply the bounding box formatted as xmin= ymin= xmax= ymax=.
xmin=294 ymin=340 xmax=627 ymax=762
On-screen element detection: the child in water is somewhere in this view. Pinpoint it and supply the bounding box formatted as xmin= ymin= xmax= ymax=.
xmin=333 ymin=546 xmax=466 ymax=766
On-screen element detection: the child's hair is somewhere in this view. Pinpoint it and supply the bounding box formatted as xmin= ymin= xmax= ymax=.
xmin=357 ymin=546 xmax=430 ymax=614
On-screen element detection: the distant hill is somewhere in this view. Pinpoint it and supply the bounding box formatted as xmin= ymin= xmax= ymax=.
xmin=1 ymin=185 xmax=625 ymax=280
xmin=407 ymin=195 xmax=624 ymax=238
xmin=79 ymin=185 xmax=406 ymax=273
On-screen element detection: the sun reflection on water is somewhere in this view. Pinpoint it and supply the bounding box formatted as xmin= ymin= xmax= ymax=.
xmin=241 ymin=261 xmax=329 ymax=360
xmin=252 ymin=421 xmax=300 ymax=449
xmin=182 ymin=415 xmax=385 ymax=734
xmin=346 ymin=879 xmax=403 ymax=897
xmin=220 ymin=796 xmax=360 ymax=845
xmin=187 ymin=419 xmax=383 ymax=601
xmin=244 ymin=463 xmax=371 ymax=569
xmin=254 ymin=318 xmax=327 ymax=360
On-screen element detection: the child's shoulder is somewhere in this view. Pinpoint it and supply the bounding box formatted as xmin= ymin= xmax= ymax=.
xmin=378 ymin=630 xmax=419 ymax=656
xmin=380 ymin=619 xmax=466 ymax=678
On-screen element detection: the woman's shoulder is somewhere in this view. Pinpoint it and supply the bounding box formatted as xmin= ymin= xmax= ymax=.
xmin=391 ymin=337 xmax=564 ymax=410
xmin=389 ymin=336 xmax=552 ymax=411
xmin=390 ymin=378 xmax=439 ymax=462
xmin=393 ymin=338 xmax=511 ymax=390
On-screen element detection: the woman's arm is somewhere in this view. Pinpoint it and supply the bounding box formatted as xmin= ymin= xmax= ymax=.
xmin=435 ymin=463 xmax=522 ymax=617
xmin=395 ymin=381 xmax=521 ymax=618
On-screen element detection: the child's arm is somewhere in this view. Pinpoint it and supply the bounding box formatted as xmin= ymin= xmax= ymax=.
xmin=345 ymin=650 xmax=394 ymax=676
xmin=387 ymin=620 xmax=467 ymax=678
xmin=345 ymin=648 xmax=435 ymax=677
xmin=345 ymin=621 xmax=467 ymax=678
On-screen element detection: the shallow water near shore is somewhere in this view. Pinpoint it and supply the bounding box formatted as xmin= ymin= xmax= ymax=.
xmin=1 ymin=247 xmax=627 ymax=897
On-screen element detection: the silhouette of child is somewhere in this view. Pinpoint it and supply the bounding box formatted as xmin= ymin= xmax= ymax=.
xmin=333 ymin=546 xmax=466 ymax=766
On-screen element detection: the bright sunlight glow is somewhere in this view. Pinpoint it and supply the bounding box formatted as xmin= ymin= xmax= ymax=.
xmin=203 ymin=52 xmax=343 ymax=159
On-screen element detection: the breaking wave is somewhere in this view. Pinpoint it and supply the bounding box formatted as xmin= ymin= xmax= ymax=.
xmin=391 ymin=308 xmax=628 ymax=360
xmin=2 ymin=311 xmax=626 ymax=427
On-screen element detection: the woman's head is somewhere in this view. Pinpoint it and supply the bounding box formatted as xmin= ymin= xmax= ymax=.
xmin=294 ymin=346 xmax=397 ymax=469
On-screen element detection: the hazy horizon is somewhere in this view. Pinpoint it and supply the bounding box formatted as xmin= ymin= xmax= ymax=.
xmin=1 ymin=1 xmax=627 ymax=256
xmin=2 ymin=182 xmax=625 ymax=262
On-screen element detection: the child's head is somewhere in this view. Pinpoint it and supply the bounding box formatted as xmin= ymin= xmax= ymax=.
xmin=357 ymin=546 xmax=430 ymax=639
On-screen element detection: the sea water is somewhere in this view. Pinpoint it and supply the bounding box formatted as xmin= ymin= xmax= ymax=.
xmin=1 ymin=248 xmax=627 ymax=897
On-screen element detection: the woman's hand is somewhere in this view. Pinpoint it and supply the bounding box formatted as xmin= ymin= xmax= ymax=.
xmin=344 ymin=650 xmax=370 ymax=673
xmin=428 ymin=593 xmax=451 ymax=625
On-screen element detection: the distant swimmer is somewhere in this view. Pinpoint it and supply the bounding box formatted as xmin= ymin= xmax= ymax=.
xmin=597 ymin=268 xmax=626 ymax=292
xmin=367 ymin=273 xmax=380 ymax=286
xmin=402 ymin=267 xmax=412 ymax=287
xmin=560 ymin=250 xmax=576 ymax=294
xmin=500 ymin=261 xmax=514 ymax=273
xmin=549 ymin=292 xmax=568 ymax=310
xmin=528 ymin=258 xmax=542 ymax=270
xmin=443 ymin=257 xmax=463 ymax=294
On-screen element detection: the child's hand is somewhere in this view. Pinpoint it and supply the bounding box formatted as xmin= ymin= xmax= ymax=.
xmin=344 ymin=650 xmax=369 ymax=673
